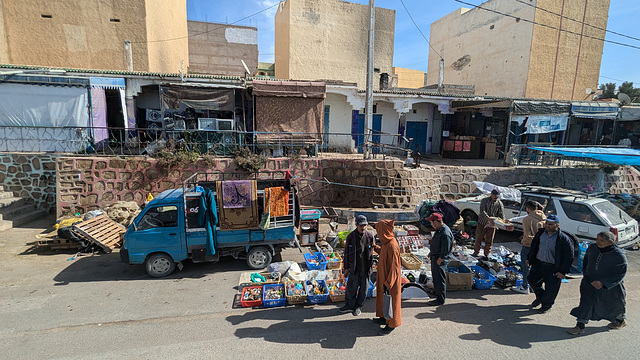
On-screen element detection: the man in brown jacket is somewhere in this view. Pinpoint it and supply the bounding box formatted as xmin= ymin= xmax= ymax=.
xmin=513 ymin=201 xmax=545 ymax=294
xmin=373 ymin=220 xmax=402 ymax=336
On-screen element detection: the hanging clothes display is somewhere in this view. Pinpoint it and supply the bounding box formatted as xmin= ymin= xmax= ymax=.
xmin=265 ymin=187 xmax=290 ymax=217
xmin=216 ymin=180 xmax=259 ymax=230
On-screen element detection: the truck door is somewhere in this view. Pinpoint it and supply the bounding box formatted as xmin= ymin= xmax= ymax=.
xmin=132 ymin=204 xmax=185 ymax=260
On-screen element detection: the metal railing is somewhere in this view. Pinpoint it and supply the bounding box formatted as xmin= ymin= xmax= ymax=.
xmin=0 ymin=125 xmax=412 ymax=158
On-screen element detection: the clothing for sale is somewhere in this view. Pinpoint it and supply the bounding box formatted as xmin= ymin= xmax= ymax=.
xmin=374 ymin=220 xmax=402 ymax=328
xmin=521 ymin=210 xmax=545 ymax=247
xmin=265 ymin=186 xmax=290 ymax=217
xmin=570 ymin=244 xmax=627 ymax=324
xmin=429 ymin=200 xmax=461 ymax=224
xmin=478 ymin=197 xmax=504 ymax=227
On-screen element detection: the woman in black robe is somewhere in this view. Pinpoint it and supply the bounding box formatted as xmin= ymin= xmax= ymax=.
xmin=568 ymin=231 xmax=627 ymax=335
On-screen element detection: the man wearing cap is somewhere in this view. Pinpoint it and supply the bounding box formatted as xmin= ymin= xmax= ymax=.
xmin=340 ymin=215 xmax=375 ymax=316
xmin=527 ymin=214 xmax=574 ymax=314
xmin=472 ymin=189 xmax=505 ymax=258
xmin=426 ymin=213 xmax=454 ymax=306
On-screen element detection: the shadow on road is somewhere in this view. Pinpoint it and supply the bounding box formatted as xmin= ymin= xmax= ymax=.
xmin=226 ymin=305 xmax=379 ymax=349
xmin=52 ymin=251 xmax=253 ymax=285
xmin=416 ymin=302 xmax=608 ymax=348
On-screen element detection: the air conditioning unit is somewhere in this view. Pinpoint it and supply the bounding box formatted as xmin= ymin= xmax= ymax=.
xmin=197 ymin=118 xmax=235 ymax=131
xmin=198 ymin=118 xmax=217 ymax=131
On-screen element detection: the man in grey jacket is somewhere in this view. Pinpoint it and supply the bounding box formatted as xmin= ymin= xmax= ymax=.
xmin=426 ymin=213 xmax=454 ymax=306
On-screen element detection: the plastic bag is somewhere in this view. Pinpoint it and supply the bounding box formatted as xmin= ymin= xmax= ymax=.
xmin=576 ymin=242 xmax=589 ymax=272
xmin=383 ymin=292 xmax=393 ymax=320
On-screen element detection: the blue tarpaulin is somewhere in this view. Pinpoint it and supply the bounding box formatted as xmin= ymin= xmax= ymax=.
xmin=528 ymin=146 xmax=640 ymax=165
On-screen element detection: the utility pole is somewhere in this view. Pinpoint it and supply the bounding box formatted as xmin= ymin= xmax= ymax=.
xmin=124 ymin=40 xmax=133 ymax=71
xmin=363 ymin=0 xmax=375 ymax=159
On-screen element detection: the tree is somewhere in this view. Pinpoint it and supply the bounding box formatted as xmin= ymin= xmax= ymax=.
xmin=598 ymin=81 xmax=640 ymax=103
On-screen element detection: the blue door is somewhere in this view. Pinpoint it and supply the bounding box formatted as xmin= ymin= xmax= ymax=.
xmin=406 ymin=121 xmax=428 ymax=154
xmin=356 ymin=114 xmax=382 ymax=152
xmin=323 ymin=105 xmax=330 ymax=150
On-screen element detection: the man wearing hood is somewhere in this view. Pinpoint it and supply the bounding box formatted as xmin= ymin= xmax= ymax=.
xmin=373 ymin=220 xmax=402 ymax=336
xmin=568 ymin=231 xmax=627 ymax=335
xmin=512 ymin=201 xmax=545 ymax=294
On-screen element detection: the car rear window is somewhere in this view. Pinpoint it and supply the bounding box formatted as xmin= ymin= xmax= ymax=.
xmin=593 ymin=201 xmax=633 ymax=226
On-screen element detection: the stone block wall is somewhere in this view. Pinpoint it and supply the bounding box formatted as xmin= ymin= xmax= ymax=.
xmin=53 ymin=155 xmax=640 ymax=217
xmin=0 ymin=153 xmax=58 ymax=212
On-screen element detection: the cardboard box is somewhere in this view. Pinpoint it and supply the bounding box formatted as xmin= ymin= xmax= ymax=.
xmin=446 ymin=260 xmax=473 ymax=291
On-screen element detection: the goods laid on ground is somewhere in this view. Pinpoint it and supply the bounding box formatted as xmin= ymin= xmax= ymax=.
xmin=325 ymin=252 xmax=342 ymax=269
xmin=327 ymin=279 xmax=347 ymax=303
xmin=241 ymin=286 xmax=263 ymax=307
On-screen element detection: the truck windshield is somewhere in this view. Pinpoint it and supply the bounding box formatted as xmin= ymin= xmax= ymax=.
xmin=593 ymin=201 xmax=633 ymax=226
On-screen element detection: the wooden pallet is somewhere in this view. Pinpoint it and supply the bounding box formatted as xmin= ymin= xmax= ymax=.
xmin=37 ymin=237 xmax=83 ymax=250
xmin=71 ymin=215 xmax=126 ymax=253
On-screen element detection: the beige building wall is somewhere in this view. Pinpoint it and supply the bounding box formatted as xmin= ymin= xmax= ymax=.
xmin=0 ymin=0 xmax=187 ymax=73
xmin=393 ymin=67 xmax=425 ymax=88
xmin=526 ymin=0 xmax=609 ymax=100
xmin=275 ymin=0 xmax=394 ymax=90
xmin=188 ymin=21 xmax=258 ymax=76
xmin=427 ymin=0 xmax=535 ymax=97
xmin=428 ymin=0 xmax=609 ymax=100
xmin=145 ymin=0 xmax=188 ymax=74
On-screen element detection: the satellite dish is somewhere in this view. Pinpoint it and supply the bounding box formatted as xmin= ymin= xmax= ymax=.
xmin=618 ymin=92 xmax=631 ymax=105
xmin=241 ymin=60 xmax=251 ymax=76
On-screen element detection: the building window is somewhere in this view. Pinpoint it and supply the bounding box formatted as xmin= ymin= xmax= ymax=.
xmin=41 ymin=14 xmax=52 ymax=18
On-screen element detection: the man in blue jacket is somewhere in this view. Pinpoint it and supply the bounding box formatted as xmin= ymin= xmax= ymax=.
xmin=339 ymin=215 xmax=374 ymax=316
xmin=527 ymin=214 xmax=574 ymax=314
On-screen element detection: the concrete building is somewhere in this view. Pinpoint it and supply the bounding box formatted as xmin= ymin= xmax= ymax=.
xmin=275 ymin=0 xmax=395 ymax=90
xmin=0 ymin=0 xmax=188 ymax=73
xmin=427 ymin=0 xmax=610 ymax=100
xmin=256 ymin=62 xmax=275 ymax=78
xmin=188 ymin=21 xmax=258 ymax=76
xmin=393 ymin=67 xmax=426 ymax=89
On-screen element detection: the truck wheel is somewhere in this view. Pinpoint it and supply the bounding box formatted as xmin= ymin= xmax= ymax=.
xmin=145 ymin=253 xmax=176 ymax=278
xmin=462 ymin=210 xmax=478 ymax=224
xmin=247 ymin=246 xmax=272 ymax=270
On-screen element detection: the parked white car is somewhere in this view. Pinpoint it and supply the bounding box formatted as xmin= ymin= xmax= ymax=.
xmin=455 ymin=186 xmax=640 ymax=249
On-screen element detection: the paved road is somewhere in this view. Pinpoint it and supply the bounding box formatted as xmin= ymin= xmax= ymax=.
xmin=1 ymin=217 xmax=638 ymax=359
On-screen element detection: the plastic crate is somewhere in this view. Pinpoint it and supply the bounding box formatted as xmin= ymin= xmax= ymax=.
xmin=470 ymin=266 xmax=497 ymax=290
xmin=495 ymin=267 xmax=523 ymax=288
xmin=326 ymin=278 xmax=347 ymax=303
xmin=262 ymin=284 xmax=286 ymax=308
xmin=306 ymin=279 xmax=329 ymax=304
xmin=304 ymin=252 xmax=328 ymax=271
xmin=285 ymin=281 xmax=308 ymax=305
xmin=300 ymin=209 xmax=321 ymax=220
xmin=325 ymin=252 xmax=343 ymax=269
xmin=240 ymin=286 xmax=263 ymax=307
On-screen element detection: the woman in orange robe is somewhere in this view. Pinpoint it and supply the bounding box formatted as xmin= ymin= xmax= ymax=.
xmin=374 ymin=220 xmax=402 ymax=335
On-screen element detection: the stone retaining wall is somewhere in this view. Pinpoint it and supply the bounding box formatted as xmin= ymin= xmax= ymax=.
xmin=0 ymin=153 xmax=58 ymax=212
xmin=53 ymin=155 xmax=640 ymax=217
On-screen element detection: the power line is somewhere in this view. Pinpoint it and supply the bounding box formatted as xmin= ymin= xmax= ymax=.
xmin=600 ymin=76 xmax=639 ymax=85
xmin=451 ymin=0 xmax=640 ymax=51
xmin=399 ymin=0 xmax=443 ymax=59
xmin=132 ymin=3 xmax=279 ymax=44
xmin=511 ymin=0 xmax=640 ymax=43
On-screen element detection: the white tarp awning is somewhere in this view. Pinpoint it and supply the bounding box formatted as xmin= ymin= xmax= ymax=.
xmin=473 ymin=181 xmax=521 ymax=203
xmin=0 ymin=83 xmax=90 ymax=152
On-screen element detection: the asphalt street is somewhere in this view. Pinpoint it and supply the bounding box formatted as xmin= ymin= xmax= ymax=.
xmin=1 ymin=217 xmax=638 ymax=359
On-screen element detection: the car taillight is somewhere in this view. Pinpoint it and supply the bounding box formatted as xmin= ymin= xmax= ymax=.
xmin=609 ymin=227 xmax=619 ymax=242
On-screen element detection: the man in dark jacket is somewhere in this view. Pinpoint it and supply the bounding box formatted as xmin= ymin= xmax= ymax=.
xmin=527 ymin=214 xmax=574 ymax=314
xmin=568 ymin=231 xmax=627 ymax=335
xmin=340 ymin=215 xmax=374 ymax=316
xmin=426 ymin=213 xmax=454 ymax=306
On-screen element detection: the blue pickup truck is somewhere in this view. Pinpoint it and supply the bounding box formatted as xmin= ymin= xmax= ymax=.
xmin=120 ymin=173 xmax=300 ymax=277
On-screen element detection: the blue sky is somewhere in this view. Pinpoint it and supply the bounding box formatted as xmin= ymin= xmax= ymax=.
xmin=187 ymin=0 xmax=640 ymax=87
